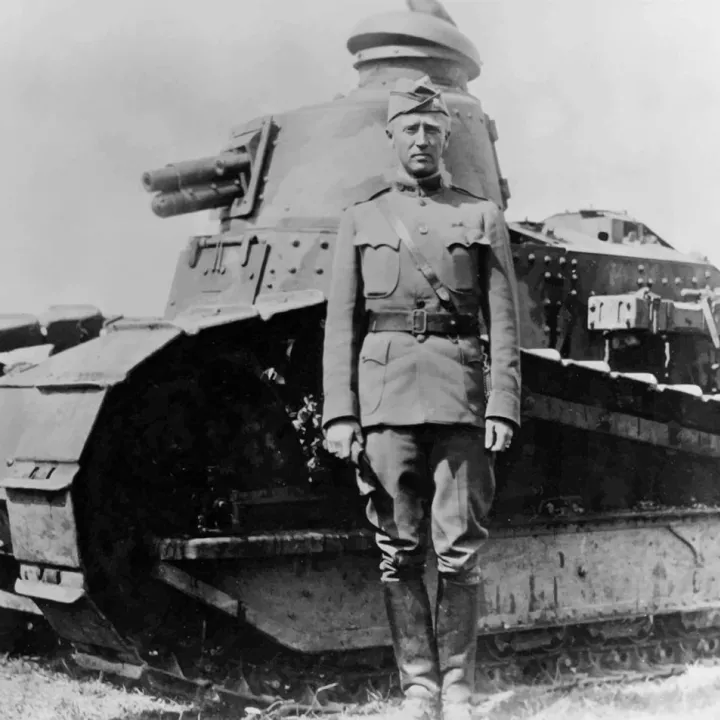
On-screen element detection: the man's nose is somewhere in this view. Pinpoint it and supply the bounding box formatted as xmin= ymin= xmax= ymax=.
xmin=415 ymin=128 xmax=429 ymax=147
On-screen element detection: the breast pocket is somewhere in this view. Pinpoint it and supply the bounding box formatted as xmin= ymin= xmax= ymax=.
xmin=444 ymin=229 xmax=489 ymax=293
xmin=354 ymin=233 xmax=401 ymax=298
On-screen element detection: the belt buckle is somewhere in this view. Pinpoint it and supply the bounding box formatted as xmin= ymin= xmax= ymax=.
xmin=411 ymin=309 xmax=428 ymax=335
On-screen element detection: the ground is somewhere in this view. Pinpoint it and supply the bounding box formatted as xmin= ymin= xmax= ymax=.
xmin=2 ymin=655 xmax=720 ymax=720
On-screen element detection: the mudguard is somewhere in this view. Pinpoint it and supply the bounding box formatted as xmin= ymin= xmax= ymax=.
xmin=0 ymin=289 xmax=323 ymax=612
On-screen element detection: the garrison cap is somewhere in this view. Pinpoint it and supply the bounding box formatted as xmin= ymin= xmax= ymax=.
xmin=387 ymin=76 xmax=450 ymax=124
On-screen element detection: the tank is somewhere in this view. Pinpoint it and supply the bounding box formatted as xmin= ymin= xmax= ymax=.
xmin=1 ymin=0 xmax=720 ymax=705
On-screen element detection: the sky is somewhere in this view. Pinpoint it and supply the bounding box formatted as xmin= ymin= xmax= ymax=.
xmin=0 ymin=0 xmax=718 ymax=317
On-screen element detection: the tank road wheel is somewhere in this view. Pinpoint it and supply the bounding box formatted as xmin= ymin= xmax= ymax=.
xmin=73 ymin=345 xmax=310 ymax=663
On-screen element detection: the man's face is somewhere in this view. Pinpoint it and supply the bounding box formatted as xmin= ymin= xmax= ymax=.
xmin=388 ymin=112 xmax=450 ymax=178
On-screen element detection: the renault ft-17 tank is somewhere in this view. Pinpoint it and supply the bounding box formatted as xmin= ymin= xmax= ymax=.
xmin=2 ymin=0 xmax=720 ymax=706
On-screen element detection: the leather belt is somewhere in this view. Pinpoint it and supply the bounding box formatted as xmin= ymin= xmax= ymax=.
xmin=367 ymin=310 xmax=480 ymax=337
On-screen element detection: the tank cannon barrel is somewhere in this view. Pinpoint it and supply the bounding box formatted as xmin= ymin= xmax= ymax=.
xmin=150 ymin=180 xmax=244 ymax=219
xmin=142 ymin=152 xmax=250 ymax=218
xmin=142 ymin=152 xmax=250 ymax=194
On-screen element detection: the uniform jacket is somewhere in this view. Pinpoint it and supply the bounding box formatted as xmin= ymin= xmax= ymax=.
xmin=322 ymin=170 xmax=521 ymax=430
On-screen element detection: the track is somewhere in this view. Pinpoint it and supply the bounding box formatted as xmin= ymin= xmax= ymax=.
xmin=34 ymin=609 xmax=720 ymax=717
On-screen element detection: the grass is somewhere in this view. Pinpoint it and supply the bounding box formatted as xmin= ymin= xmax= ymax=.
xmin=0 ymin=654 xmax=190 ymax=720
xmin=3 ymin=653 xmax=720 ymax=719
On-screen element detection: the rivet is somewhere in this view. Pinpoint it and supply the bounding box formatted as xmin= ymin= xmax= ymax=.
xmin=705 ymin=270 xmax=712 ymax=279
xmin=692 ymin=277 xmax=698 ymax=285
xmin=320 ymin=241 xmax=329 ymax=249
xmin=543 ymin=325 xmax=551 ymax=334
xmin=647 ymin=278 xmax=654 ymax=287
xmin=590 ymin=290 xmax=596 ymax=296
xmin=571 ymin=258 xmax=578 ymax=266
xmin=638 ymin=264 xmax=645 ymax=272
xmin=6 ymin=457 xmax=13 ymax=467
xmin=570 ymin=289 xmax=578 ymax=296
xmin=556 ymin=273 xmax=563 ymax=280
xmin=316 ymin=268 xmax=324 ymax=274
xmin=637 ymin=278 xmax=644 ymax=286
xmin=559 ymin=257 xmax=567 ymax=266
xmin=528 ymin=253 xmax=536 ymax=263
xmin=543 ymin=298 xmax=551 ymax=306
xmin=662 ymin=277 xmax=668 ymax=285
xmin=292 ymin=239 xmax=300 ymax=248
xmin=544 ymin=271 xmax=551 ymax=280
xmin=544 ymin=255 xmax=551 ymax=264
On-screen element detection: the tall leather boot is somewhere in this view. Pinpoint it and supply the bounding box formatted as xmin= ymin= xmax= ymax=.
xmin=383 ymin=578 xmax=441 ymax=720
xmin=435 ymin=575 xmax=480 ymax=720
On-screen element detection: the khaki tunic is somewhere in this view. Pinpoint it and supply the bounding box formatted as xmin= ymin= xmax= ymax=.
xmin=322 ymin=174 xmax=521 ymax=430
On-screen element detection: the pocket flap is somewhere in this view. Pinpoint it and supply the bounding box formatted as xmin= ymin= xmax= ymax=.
xmin=353 ymin=232 xmax=400 ymax=250
xmin=360 ymin=334 xmax=391 ymax=365
xmin=445 ymin=229 xmax=489 ymax=250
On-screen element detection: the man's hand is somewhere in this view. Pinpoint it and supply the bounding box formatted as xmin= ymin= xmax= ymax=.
xmin=325 ymin=419 xmax=364 ymax=460
xmin=485 ymin=418 xmax=515 ymax=452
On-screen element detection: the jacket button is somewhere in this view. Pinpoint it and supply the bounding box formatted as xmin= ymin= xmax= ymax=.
xmin=416 ymin=299 xmax=426 ymax=308
xmin=416 ymin=334 xmax=427 ymax=343
xmin=418 ymin=225 xmax=428 ymax=234
xmin=418 ymin=198 xmax=427 ymax=206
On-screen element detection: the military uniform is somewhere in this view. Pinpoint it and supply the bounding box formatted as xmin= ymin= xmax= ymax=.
xmin=322 ymin=79 xmax=521 ymax=720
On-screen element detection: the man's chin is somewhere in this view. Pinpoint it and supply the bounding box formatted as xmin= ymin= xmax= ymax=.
xmin=407 ymin=162 xmax=439 ymax=178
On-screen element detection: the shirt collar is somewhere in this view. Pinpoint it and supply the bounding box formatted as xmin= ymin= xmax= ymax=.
xmin=386 ymin=167 xmax=445 ymax=196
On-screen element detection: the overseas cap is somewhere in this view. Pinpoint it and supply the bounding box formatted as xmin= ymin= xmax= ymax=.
xmin=387 ymin=76 xmax=450 ymax=124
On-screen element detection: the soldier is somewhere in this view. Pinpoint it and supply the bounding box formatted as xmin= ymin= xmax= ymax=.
xmin=322 ymin=78 xmax=521 ymax=720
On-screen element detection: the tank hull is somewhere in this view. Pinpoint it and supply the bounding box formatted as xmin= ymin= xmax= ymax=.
xmin=1 ymin=317 xmax=719 ymax=663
